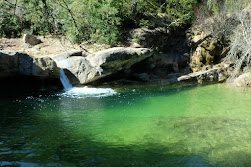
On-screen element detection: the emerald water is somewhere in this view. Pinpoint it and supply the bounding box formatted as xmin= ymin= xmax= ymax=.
xmin=1 ymin=84 xmax=251 ymax=167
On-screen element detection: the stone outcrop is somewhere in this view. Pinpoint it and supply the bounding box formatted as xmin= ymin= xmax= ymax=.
xmin=50 ymin=50 xmax=82 ymax=62
xmin=1 ymin=47 xmax=153 ymax=85
xmin=53 ymin=47 xmax=153 ymax=85
xmin=23 ymin=34 xmax=42 ymax=45
xmin=178 ymin=63 xmax=233 ymax=84
xmin=87 ymin=47 xmax=152 ymax=71
xmin=152 ymin=53 xmax=190 ymax=77
xmin=233 ymin=73 xmax=251 ymax=87
xmin=0 ymin=51 xmax=59 ymax=78
xmin=58 ymin=57 xmax=97 ymax=85
xmin=130 ymin=28 xmax=169 ymax=48
xmin=187 ymin=28 xmax=227 ymax=72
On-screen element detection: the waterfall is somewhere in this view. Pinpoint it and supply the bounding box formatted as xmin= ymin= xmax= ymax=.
xmin=59 ymin=69 xmax=73 ymax=90
xmin=58 ymin=69 xmax=117 ymax=98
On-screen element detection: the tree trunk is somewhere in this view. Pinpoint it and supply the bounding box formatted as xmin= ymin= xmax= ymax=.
xmin=132 ymin=0 xmax=137 ymax=14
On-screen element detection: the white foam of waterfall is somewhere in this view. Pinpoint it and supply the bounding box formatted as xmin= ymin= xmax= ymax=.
xmin=60 ymin=87 xmax=117 ymax=98
xmin=59 ymin=69 xmax=116 ymax=98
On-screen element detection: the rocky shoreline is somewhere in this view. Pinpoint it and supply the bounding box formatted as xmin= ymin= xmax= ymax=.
xmin=1 ymin=28 xmax=250 ymax=88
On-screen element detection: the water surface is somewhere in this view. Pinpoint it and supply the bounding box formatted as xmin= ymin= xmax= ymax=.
xmin=1 ymin=84 xmax=251 ymax=166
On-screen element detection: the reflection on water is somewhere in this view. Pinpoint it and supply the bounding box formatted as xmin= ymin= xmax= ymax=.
xmin=1 ymin=84 xmax=251 ymax=166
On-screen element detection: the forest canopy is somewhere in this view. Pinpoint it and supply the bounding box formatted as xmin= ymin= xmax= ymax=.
xmin=0 ymin=0 xmax=199 ymax=44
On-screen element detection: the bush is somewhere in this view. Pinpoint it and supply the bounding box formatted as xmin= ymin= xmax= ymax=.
xmin=0 ymin=0 xmax=200 ymax=44
xmin=225 ymin=11 xmax=251 ymax=81
xmin=194 ymin=0 xmax=251 ymax=80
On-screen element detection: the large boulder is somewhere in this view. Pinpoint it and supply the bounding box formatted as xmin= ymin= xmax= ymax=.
xmin=0 ymin=51 xmax=59 ymax=78
xmin=233 ymin=73 xmax=251 ymax=87
xmin=87 ymin=47 xmax=152 ymax=71
xmin=178 ymin=63 xmax=233 ymax=84
xmin=57 ymin=47 xmax=153 ymax=84
xmin=58 ymin=57 xmax=98 ymax=85
xmin=0 ymin=51 xmax=18 ymax=77
xmin=32 ymin=57 xmax=59 ymax=77
xmin=23 ymin=34 xmax=42 ymax=45
xmin=50 ymin=50 xmax=82 ymax=62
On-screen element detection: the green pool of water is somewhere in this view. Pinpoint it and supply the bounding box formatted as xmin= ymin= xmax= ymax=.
xmin=1 ymin=84 xmax=251 ymax=167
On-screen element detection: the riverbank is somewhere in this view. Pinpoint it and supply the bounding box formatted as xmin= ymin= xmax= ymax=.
xmin=1 ymin=31 xmax=250 ymax=88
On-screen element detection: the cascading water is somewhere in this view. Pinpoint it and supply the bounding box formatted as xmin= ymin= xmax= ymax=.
xmin=59 ymin=69 xmax=73 ymax=90
xmin=59 ymin=69 xmax=116 ymax=98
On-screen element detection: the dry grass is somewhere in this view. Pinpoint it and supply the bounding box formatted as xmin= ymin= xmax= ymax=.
xmin=0 ymin=35 xmax=112 ymax=57
xmin=225 ymin=10 xmax=251 ymax=82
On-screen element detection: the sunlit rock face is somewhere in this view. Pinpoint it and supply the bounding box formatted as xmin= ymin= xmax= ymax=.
xmin=1 ymin=47 xmax=153 ymax=85
xmin=54 ymin=47 xmax=153 ymax=85
xmin=178 ymin=62 xmax=233 ymax=84
xmin=187 ymin=27 xmax=227 ymax=73
xmin=233 ymin=73 xmax=251 ymax=87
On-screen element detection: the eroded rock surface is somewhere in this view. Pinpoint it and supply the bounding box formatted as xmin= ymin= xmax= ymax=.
xmin=233 ymin=73 xmax=251 ymax=87
xmin=1 ymin=47 xmax=153 ymax=85
xmin=178 ymin=63 xmax=233 ymax=84
xmin=23 ymin=34 xmax=42 ymax=46
xmin=0 ymin=51 xmax=59 ymax=78
xmin=53 ymin=47 xmax=153 ymax=84
xmin=58 ymin=57 xmax=97 ymax=85
xmin=187 ymin=28 xmax=227 ymax=72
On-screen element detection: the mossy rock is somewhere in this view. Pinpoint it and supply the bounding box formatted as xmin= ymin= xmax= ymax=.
xmin=205 ymin=51 xmax=214 ymax=65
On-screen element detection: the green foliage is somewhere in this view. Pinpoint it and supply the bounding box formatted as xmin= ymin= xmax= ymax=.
xmin=165 ymin=0 xmax=198 ymax=23
xmin=139 ymin=19 xmax=150 ymax=28
xmin=86 ymin=0 xmax=121 ymax=44
xmin=0 ymin=2 xmax=21 ymax=37
xmin=0 ymin=14 xmax=21 ymax=37
xmin=0 ymin=0 xmax=200 ymax=44
xmin=133 ymin=34 xmax=140 ymax=43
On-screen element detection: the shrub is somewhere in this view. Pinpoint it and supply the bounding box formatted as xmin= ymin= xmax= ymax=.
xmin=0 ymin=0 xmax=200 ymax=44
xmin=225 ymin=11 xmax=251 ymax=81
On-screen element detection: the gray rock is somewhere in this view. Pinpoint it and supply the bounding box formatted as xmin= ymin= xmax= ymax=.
xmin=178 ymin=63 xmax=231 ymax=83
xmin=50 ymin=50 xmax=82 ymax=63
xmin=233 ymin=73 xmax=251 ymax=87
xmin=0 ymin=51 xmax=59 ymax=78
xmin=18 ymin=53 xmax=33 ymax=75
xmin=130 ymin=28 xmax=169 ymax=48
xmin=59 ymin=57 xmax=98 ymax=84
xmin=138 ymin=73 xmax=150 ymax=82
xmin=32 ymin=57 xmax=59 ymax=77
xmin=0 ymin=51 xmax=18 ymax=77
xmin=57 ymin=47 xmax=153 ymax=84
xmin=0 ymin=47 xmax=153 ymax=85
xmin=87 ymin=47 xmax=153 ymax=70
xmin=23 ymin=34 xmax=42 ymax=45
